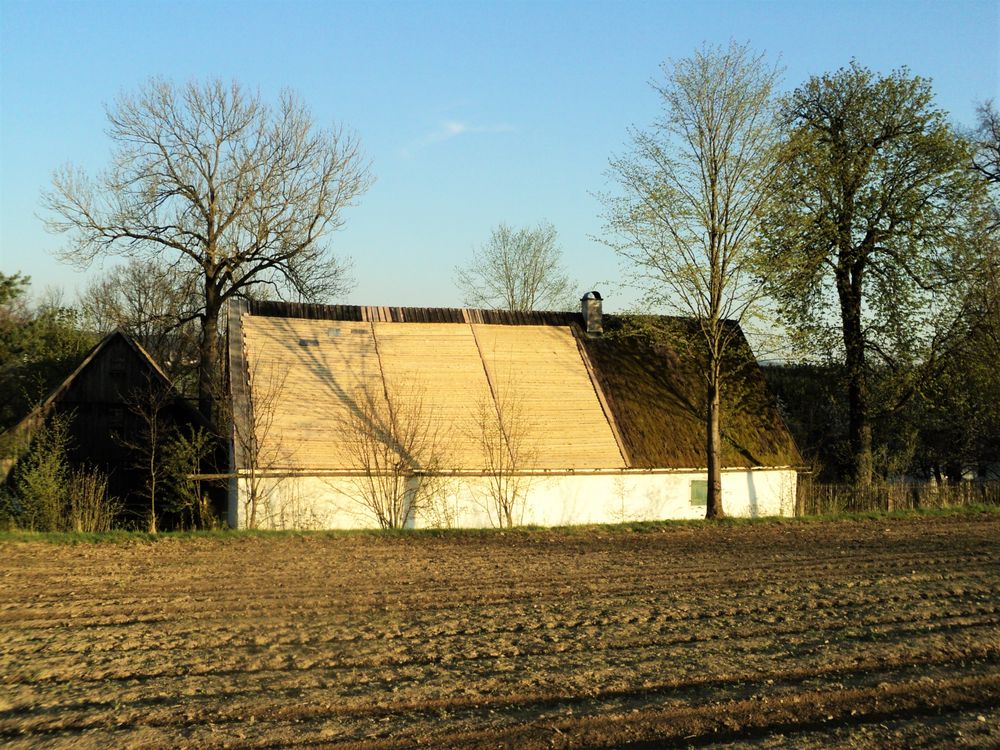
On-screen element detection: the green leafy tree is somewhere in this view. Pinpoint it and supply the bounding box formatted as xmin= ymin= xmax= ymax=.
xmin=602 ymin=42 xmax=782 ymax=518
xmin=0 ymin=275 xmax=96 ymax=430
xmin=760 ymin=62 xmax=984 ymax=486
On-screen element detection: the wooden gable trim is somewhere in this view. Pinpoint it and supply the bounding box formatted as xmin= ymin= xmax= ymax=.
xmin=227 ymin=298 xmax=252 ymax=469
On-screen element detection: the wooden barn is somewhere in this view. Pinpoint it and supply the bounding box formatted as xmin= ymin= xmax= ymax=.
xmin=0 ymin=330 xmax=213 ymax=526
xmin=226 ymin=294 xmax=801 ymax=529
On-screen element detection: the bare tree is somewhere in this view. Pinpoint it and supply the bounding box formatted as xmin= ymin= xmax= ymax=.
xmin=78 ymin=257 xmax=201 ymax=389
xmin=602 ymin=42 xmax=781 ymax=518
xmin=468 ymin=375 xmax=535 ymax=528
xmin=974 ymin=101 xmax=1000 ymax=186
xmin=339 ymin=380 xmax=448 ymax=529
xmin=455 ymin=222 xmax=576 ymax=312
xmin=231 ymin=359 xmax=289 ymax=529
xmin=43 ymin=78 xmax=371 ymax=420
xmin=121 ymin=376 xmax=178 ymax=533
xmin=974 ymin=100 xmax=1000 ymax=232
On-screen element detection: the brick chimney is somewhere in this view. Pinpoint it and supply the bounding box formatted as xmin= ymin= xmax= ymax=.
xmin=581 ymin=291 xmax=603 ymax=336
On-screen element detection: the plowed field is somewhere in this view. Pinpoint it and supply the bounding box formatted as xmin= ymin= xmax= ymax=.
xmin=2 ymin=514 xmax=998 ymax=748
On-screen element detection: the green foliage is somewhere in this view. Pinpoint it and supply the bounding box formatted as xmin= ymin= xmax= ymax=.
xmin=603 ymin=42 xmax=783 ymax=518
xmin=762 ymin=63 xmax=980 ymax=357
xmin=162 ymin=426 xmax=218 ymax=529
xmin=0 ymin=272 xmax=30 ymax=306
xmin=4 ymin=414 xmax=120 ymax=532
xmin=8 ymin=414 xmax=72 ymax=531
xmin=761 ymin=363 xmax=851 ymax=480
xmin=0 ymin=274 xmax=97 ymax=430
xmin=760 ymin=62 xmax=986 ymax=484
xmin=911 ymin=310 xmax=1000 ymax=480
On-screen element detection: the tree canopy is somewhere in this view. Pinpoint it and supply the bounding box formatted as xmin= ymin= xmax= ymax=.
xmin=43 ymin=78 xmax=371 ymax=419
xmin=0 ymin=274 xmax=96 ymax=431
xmin=760 ymin=62 xmax=985 ymax=485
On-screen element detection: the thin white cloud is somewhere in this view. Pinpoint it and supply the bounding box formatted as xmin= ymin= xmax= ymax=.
xmin=401 ymin=120 xmax=517 ymax=157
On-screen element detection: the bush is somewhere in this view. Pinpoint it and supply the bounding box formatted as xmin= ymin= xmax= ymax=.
xmin=67 ymin=468 xmax=121 ymax=532
xmin=796 ymin=479 xmax=1000 ymax=516
xmin=10 ymin=414 xmax=71 ymax=530
xmin=7 ymin=414 xmax=120 ymax=531
xmin=162 ymin=426 xmax=219 ymax=530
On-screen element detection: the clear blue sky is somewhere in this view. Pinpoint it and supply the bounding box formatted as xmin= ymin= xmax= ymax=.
xmin=1 ymin=0 xmax=997 ymax=311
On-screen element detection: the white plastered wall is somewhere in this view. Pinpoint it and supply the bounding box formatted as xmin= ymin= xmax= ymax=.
xmin=230 ymin=469 xmax=797 ymax=530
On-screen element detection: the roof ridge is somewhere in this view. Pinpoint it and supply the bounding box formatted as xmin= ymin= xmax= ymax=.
xmin=244 ymin=298 xmax=583 ymax=325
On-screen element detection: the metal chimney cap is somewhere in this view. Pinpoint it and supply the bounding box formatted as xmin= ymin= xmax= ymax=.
xmin=581 ymin=290 xmax=603 ymax=301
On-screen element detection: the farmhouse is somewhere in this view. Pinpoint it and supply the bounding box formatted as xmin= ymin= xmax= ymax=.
xmin=227 ymin=294 xmax=801 ymax=529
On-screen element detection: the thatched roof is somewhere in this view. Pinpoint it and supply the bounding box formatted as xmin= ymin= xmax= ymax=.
xmin=229 ymin=300 xmax=801 ymax=472
xmin=582 ymin=316 xmax=801 ymax=468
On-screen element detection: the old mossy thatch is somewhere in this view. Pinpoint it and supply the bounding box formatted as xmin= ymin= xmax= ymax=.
xmin=583 ymin=315 xmax=801 ymax=469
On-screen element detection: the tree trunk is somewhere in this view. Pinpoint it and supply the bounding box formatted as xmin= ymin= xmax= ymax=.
xmin=199 ymin=291 xmax=221 ymax=425
xmin=705 ymin=369 xmax=725 ymax=519
xmin=837 ymin=268 xmax=873 ymax=487
xmin=148 ymin=473 xmax=157 ymax=534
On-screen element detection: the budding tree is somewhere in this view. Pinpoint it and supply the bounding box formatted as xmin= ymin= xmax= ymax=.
xmin=602 ymin=42 xmax=782 ymax=518
xmin=43 ymin=78 xmax=370 ymax=421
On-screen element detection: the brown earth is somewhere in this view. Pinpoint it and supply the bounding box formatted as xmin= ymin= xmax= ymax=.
xmin=1 ymin=514 xmax=998 ymax=749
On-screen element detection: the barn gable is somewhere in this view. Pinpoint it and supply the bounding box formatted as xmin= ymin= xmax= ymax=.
xmin=0 ymin=330 xmax=210 ymax=517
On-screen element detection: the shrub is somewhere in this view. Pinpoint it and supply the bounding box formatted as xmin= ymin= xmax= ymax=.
xmin=10 ymin=414 xmax=71 ymax=531
xmin=8 ymin=414 xmax=120 ymax=531
xmin=162 ymin=426 xmax=219 ymax=530
xmin=67 ymin=467 xmax=121 ymax=533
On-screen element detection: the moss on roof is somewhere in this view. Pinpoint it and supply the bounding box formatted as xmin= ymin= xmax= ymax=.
xmin=582 ymin=315 xmax=802 ymax=468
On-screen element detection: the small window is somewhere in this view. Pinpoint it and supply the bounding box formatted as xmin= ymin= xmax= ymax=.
xmin=298 ymin=338 xmax=320 ymax=347
xmin=690 ymin=480 xmax=708 ymax=507
xmin=109 ymin=354 xmax=127 ymax=374
xmin=327 ymin=327 xmax=341 ymax=338
xmin=109 ymin=407 xmax=125 ymax=429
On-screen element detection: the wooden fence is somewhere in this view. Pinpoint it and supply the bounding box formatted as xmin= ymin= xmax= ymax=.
xmin=795 ymin=478 xmax=1000 ymax=516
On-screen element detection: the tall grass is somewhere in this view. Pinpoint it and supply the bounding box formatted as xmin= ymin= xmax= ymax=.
xmin=66 ymin=469 xmax=121 ymax=532
xmin=796 ymin=478 xmax=1000 ymax=516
